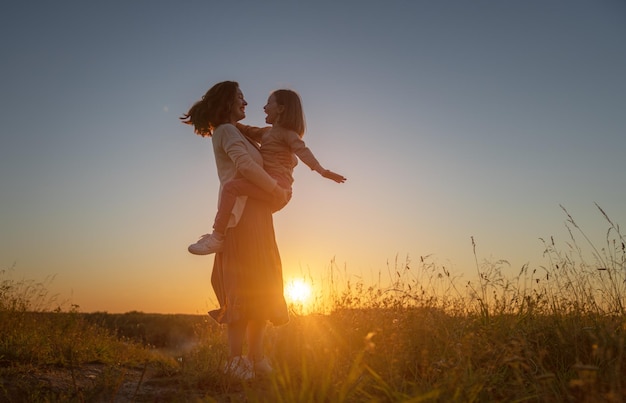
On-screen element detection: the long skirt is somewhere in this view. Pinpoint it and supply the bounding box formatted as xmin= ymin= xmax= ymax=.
xmin=208 ymin=198 xmax=289 ymax=326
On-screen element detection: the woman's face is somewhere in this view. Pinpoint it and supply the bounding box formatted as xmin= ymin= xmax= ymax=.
xmin=230 ymin=88 xmax=247 ymax=122
xmin=264 ymin=94 xmax=284 ymax=125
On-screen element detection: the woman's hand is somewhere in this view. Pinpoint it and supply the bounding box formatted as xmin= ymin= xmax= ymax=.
xmin=271 ymin=185 xmax=292 ymax=205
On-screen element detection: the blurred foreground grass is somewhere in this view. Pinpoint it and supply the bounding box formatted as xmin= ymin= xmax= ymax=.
xmin=1 ymin=205 xmax=624 ymax=402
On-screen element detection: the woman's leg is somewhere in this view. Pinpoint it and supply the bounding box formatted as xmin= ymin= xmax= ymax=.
xmin=225 ymin=319 xmax=255 ymax=380
xmin=246 ymin=319 xmax=267 ymax=362
xmin=227 ymin=319 xmax=247 ymax=358
xmin=227 ymin=319 xmax=267 ymax=359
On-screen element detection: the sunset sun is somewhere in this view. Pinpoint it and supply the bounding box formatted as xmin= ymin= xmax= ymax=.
xmin=285 ymin=278 xmax=312 ymax=306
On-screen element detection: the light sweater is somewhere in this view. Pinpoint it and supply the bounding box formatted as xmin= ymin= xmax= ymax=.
xmin=238 ymin=124 xmax=324 ymax=186
xmin=211 ymin=123 xmax=277 ymax=227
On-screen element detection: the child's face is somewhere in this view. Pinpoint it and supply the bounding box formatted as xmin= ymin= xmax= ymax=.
xmin=264 ymin=94 xmax=284 ymax=125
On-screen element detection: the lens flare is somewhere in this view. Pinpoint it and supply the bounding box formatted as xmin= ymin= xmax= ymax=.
xmin=285 ymin=278 xmax=312 ymax=305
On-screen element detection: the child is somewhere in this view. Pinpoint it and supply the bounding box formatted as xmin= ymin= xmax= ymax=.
xmin=188 ymin=89 xmax=346 ymax=255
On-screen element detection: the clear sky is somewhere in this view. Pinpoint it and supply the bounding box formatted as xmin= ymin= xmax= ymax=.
xmin=1 ymin=1 xmax=625 ymax=314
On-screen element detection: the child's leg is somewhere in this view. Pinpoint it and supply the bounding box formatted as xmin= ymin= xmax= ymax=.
xmin=213 ymin=178 xmax=278 ymax=234
xmin=270 ymin=176 xmax=293 ymax=213
xmin=189 ymin=178 xmax=285 ymax=256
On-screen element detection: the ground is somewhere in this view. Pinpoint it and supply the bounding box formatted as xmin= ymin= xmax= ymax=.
xmin=0 ymin=362 xmax=265 ymax=402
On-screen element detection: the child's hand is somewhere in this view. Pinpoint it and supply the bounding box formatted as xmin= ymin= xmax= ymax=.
xmin=322 ymin=170 xmax=347 ymax=183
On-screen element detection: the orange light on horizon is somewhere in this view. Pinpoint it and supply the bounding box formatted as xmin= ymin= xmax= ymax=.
xmin=285 ymin=278 xmax=312 ymax=308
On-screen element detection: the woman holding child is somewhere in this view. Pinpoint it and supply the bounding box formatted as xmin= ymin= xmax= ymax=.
xmin=180 ymin=81 xmax=289 ymax=380
xmin=181 ymin=80 xmax=346 ymax=380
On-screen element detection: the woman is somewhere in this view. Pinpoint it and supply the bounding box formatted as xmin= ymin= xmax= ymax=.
xmin=180 ymin=81 xmax=290 ymax=380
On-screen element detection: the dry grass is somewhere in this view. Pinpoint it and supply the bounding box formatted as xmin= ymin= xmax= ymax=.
xmin=1 ymin=204 xmax=624 ymax=401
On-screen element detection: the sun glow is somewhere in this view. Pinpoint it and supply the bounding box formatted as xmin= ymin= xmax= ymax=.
xmin=285 ymin=278 xmax=312 ymax=306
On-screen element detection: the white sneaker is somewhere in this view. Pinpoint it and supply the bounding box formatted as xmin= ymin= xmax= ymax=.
xmin=188 ymin=233 xmax=223 ymax=255
xmin=223 ymin=356 xmax=254 ymax=381
xmin=253 ymin=357 xmax=273 ymax=376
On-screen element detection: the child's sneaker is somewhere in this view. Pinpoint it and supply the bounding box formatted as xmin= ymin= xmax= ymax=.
xmin=188 ymin=233 xmax=223 ymax=255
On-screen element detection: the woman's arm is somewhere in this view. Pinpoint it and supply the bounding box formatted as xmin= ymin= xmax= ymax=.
xmin=216 ymin=124 xmax=278 ymax=193
xmin=236 ymin=123 xmax=270 ymax=144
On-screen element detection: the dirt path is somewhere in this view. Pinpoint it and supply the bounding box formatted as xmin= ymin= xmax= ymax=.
xmin=2 ymin=362 xmax=252 ymax=402
xmin=3 ymin=363 xmax=182 ymax=402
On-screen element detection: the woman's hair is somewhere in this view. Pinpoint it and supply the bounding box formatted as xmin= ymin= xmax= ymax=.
xmin=180 ymin=81 xmax=239 ymax=137
xmin=273 ymin=89 xmax=306 ymax=137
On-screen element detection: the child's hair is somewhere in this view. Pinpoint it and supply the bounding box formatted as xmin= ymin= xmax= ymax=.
xmin=273 ymin=89 xmax=306 ymax=138
xmin=180 ymin=81 xmax=239 ymax=137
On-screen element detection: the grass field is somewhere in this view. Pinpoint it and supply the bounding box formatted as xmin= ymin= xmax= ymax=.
xmin=1 ymin=205 xmax=624 ymax=402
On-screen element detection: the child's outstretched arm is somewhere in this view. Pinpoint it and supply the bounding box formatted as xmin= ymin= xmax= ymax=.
xmin=285 ymin=131 xmax=347 ymax=184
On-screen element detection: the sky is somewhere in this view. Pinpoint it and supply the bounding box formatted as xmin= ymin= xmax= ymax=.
xmin=1 ymin=1 xmax=625 ymax=314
